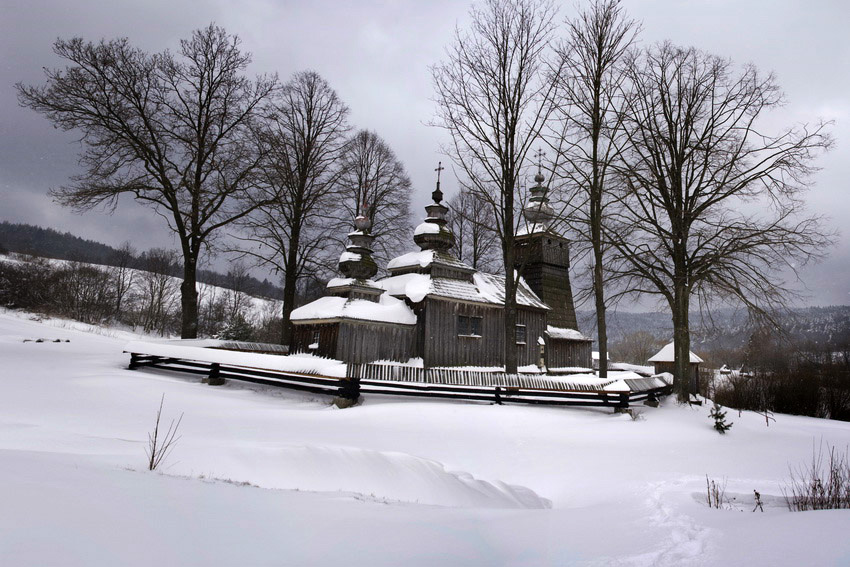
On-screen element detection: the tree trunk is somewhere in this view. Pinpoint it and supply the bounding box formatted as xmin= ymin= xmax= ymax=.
xmin=504 ymin=235 xmax=518 ymax=374
xmin=672 ymin=279 xmax=691 ymax=402
xmin=593 ymin=245 xmax=608 ymax=378
xmin=280 ymin=261 xmax=298 ymax=347
xmin=180 ymin=255 xmax=199 ymax=339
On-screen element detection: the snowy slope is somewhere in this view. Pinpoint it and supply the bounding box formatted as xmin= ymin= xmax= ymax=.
xmin=1 ymin=309 xmax=849 ymax=566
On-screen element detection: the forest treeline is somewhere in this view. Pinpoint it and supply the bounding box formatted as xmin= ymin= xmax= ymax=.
xmin=0 ymin=251 xmax=281 ymax=341
xmin=0 ymin=222 xmax=284 ymax=300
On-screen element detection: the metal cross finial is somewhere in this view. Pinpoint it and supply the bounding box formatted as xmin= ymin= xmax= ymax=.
xmin=432 ymin=161 xmax=445 ymax=204
xmin=435 ymin=161 xmax=445 ymax=184
xmin=535 ymin=148 xmax=545 ymax=173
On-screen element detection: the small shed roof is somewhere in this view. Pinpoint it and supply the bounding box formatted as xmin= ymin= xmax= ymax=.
xmin=547 ymin=326 xmax=590 ymax=341
xmin=648 ymin=342 xmax=704 ymax=363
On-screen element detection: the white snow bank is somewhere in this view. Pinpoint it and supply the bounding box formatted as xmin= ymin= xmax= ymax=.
xmin=5 ymin=311 xmax=850 ymax=567
xmin=123 ymin=340 xmax=349 ymax=377
xmin=186 ymin=444 xmax=549 ymax=509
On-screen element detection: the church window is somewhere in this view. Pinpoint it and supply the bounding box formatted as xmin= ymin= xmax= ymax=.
xmin=458 ymin=315 xmax=482 ymax=337
xmin=515 ymin=324 xmax=527 ymax=344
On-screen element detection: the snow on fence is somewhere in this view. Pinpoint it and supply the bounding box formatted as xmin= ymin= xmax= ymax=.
xmin=346 ymin=363 xmax=617 ymax=391
xmin=125 ymin=346 xmax=672 ymax=409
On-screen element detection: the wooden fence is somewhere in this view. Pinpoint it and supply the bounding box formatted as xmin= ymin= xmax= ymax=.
xmin=127 ymin=353 xmax=671 ymax=409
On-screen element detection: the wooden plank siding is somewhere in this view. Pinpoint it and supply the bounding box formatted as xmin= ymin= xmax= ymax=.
xmin=516 ymin=307 xmax=547 ymax=367
xmin=291 ymin=321 xmax=415 ymax=364
xmin=422 ymin=297 xmax=502 ymax=367
xmin=337 ymin=321 xmax=416 ymax=364
xmin=422 ymin=297 xmax=545 ymax=368
xmin=546 ymin=338 xmax=593 ymax=370
xmin=291 ymin=323 xmax=339 ymax=359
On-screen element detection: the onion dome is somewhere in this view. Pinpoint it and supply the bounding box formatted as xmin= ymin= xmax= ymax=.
xmin=339 ymin=214 xmax=378 ymax=279
xmin=523 ymin=169 xmax=554 ymax=227
xmin=413 ymin=171 xmax=455 ymax=252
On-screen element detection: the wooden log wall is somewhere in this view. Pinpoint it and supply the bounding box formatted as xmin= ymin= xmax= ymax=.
xmin=337 ymin=321 xmax=416 ymax=364
xmin=291 ymin=323 xmax=339 ymax=359
xmin=546 ymin=338 xmax=593 ymax=370
xmin=423 ymin=297 xmax=503 ymax=367
xmin=422 ymin=298 xmax=546 ymax=368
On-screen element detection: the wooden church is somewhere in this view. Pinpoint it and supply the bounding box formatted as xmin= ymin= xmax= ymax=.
xmin=290 ymin=167 xmax=592 ymax=371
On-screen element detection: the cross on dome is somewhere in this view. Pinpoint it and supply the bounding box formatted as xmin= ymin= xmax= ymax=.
xmin=432 ymin=161 xmax=445 ymax=203
xmin=534 ymin=148 xmax=546 ymax=183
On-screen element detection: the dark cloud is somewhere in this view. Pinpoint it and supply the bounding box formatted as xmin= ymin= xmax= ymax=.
xmin=1 ymin=0 xmax=847 ymax=305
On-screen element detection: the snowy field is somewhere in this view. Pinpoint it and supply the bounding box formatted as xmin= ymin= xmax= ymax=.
xmin=1 ymin=310 xmax=849 ymax=566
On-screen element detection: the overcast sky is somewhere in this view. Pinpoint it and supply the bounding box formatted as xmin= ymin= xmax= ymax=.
xmin=1 ymin=0 xmax=848 ymax=308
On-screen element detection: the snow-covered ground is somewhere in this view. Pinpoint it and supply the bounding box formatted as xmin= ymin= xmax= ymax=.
xmin=1 ymin=309 xmax=849 ymax=566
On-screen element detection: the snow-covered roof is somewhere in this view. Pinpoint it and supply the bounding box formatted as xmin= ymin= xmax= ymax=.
xmin=474 ymin=273 xmax=549 ymax=310
xmin=386 ymin=249 xmax=473 ymax=272
xmin=376 ymin=271 xmax=548 ymax=310
xmin=290 ymin=294 xmax=416 ymax=325
xmin=546 ymin=326 xmax=589 ymax=341
xmin=648 ymin=342 xmax=704 ymax=363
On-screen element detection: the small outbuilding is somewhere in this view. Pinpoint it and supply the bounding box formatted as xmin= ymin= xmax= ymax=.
xmin=648 ymin=342 xmax=703 ymax=387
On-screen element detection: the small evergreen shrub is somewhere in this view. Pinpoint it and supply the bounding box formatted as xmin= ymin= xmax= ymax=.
xmin=709 ymin=402 xmax=733 ymax=434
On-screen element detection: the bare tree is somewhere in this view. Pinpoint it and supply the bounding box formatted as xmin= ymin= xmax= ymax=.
xmin=447 ymin=187 xmax=500 ymax=272
xmin=432 ymin=0 xmax=559 ymax=373
xmin=136 ymin=248 xmax=180 ymax=335
xmin=109 ymin=241 xmax=137 ymax=316
xmin=51 ymin=262 xmax=115 ymax=323
xmin=17 ymin=24 xmax=278 ymax=338
xmin=336 ymin=130 xmax=413 ymax=265
xmin=548 ymin=0 xmax=639 ymax=377
xmin=234 ymin=71 xmax=350 ymax=345
xmin=610 ymin=42 xmax=833 ymax=400
xmin=221 ymin=260 xmax=254 ymax=324
xmin=610 ymin=330 xmax=664 ymax=365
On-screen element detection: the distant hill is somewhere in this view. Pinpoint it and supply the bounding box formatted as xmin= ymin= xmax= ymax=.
xmin=0 ymin=222 xmax=120 ymax=265
xmin=578 ymin=306 xmax=850 ymax=352
xmin=0 ymin=222 xmax=284 ymax=299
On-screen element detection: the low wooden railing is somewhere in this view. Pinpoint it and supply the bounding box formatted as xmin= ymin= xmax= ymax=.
xmin=127 ymin=353 xmax=672 ymax=409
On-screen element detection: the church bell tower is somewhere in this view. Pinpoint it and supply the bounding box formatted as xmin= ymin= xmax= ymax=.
xmin=514 ymin=159 xmax=578 ymax=330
